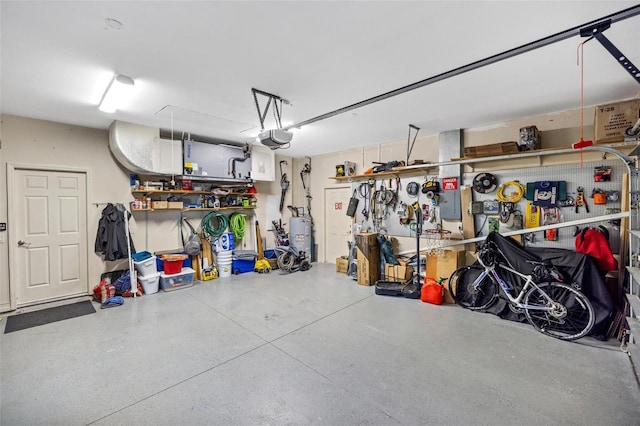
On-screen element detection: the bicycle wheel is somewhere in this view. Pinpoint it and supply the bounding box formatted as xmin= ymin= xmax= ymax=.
xmin=523 ymin=282 xmax=595 ymax=341
xmin=448 ymin=265 xmax=498 ymax=310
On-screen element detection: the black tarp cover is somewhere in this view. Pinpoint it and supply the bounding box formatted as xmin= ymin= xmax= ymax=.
xmin=476 ymin=232 xmax=613 ymax=334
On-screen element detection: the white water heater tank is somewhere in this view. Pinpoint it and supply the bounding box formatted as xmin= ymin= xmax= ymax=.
xmin=289 ymin=217 xmax=311 ymax=255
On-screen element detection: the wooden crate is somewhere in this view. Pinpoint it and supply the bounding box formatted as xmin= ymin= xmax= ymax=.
xmin=463 ymin=141 xmax=520 ymax=158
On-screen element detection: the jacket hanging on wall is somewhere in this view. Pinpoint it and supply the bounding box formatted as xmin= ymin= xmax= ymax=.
xmin=95 ymin=203 xmax=136 ymax=261
xmin=575 ymin=226 xmax=618 ymax=272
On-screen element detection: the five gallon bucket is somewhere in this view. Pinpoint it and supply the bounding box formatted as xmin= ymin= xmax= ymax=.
xmin=216 ymin=233 xmax=235 ymax=252
xmin=217 ymin=250 xmax=233 ymax=278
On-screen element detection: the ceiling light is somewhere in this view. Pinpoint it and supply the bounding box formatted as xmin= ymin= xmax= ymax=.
xmin=99 ymin=74 xmax=135 ymax=113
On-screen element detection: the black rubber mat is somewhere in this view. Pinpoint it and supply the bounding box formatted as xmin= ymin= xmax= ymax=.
xmin=4 ymin=300 xmax=96 ymax=333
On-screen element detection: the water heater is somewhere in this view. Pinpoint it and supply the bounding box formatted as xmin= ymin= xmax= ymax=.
xmin=289 ymin=217 xmax=311 ymax=255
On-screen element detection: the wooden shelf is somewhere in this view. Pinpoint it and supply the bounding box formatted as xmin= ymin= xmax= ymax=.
xmin=329 ymin=141 xmax=635 ymax=181
xmin=132 ymin=190 xmax=254 ymax=196
xmin=132 ymin=206 xmax=256 ymax=213
xmin=330 ymin=168 xmax=433 ymax=181
xmin=131 ymin=189 xmax=209 ymax=195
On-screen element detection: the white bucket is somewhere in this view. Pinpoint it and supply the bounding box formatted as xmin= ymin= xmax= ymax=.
xmin=217 ymin=233 xmax=235 ymax=251
xmin=217 ymin=250 xmax=233 ymax=278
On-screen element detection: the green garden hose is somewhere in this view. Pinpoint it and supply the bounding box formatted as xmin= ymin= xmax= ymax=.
xmin=201 ymin=212 xmax=229 ymax=239
xmin=229 ymin=212 xmax=246 ymax=242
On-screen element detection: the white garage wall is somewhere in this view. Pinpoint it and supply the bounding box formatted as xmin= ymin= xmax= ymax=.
xmin=0 ymin=102 xmax=628 ymax=311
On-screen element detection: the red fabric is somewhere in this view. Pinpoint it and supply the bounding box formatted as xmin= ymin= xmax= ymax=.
xmin=575 ymin=228 xmax=618 ymax=272
xmin=93 ymin=279 xmax=116 ymax=303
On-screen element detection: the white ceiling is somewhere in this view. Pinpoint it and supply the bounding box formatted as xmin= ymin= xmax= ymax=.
xmin=1 ymin=1 xmax=639 ymax=158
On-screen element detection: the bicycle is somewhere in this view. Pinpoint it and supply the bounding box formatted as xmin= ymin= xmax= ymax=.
xmin=448 ymin=241 xmax=595 ymax=341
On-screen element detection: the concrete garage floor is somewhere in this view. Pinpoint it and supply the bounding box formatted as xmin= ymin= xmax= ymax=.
xmin=1 ymin=263 xmax=639 ymax=425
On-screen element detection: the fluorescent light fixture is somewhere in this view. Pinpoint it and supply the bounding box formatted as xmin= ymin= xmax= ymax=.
xmin=99 ymin=74 xmax=135 ymax=113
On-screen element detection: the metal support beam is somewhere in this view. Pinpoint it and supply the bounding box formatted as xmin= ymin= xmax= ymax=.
xmin=580 ymin=19 xmax=640 ymax=84
xmin=285 ymin=5 xmax=640 ymax=131
xmin=405 ymin=124 xmax=420 ymax=165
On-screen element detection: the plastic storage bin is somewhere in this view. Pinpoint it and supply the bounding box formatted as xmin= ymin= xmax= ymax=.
xmin=156 ymin=254 xmax=192 ymax=271
xmin=232 ymin=259 xmax=255 ymax=275
xmin=138 ymin=272 xmax=160 ymax=294
xmin=160 ymin=267 xmax=195 ymax=291
xmin=134 ymin=255 xmax=157 ymax=277
xmin=160 ymin=254 xmax=188 ymax=275
xmin=131 ymin=251 xmax=153 ymax=262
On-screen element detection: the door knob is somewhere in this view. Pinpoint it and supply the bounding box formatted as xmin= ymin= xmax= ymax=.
xmin=17 ymin=240 xmax=31 ymax=247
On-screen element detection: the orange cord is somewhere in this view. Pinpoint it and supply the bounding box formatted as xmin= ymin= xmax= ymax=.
xmin=573 ymin=40 xmax=594 ymax=165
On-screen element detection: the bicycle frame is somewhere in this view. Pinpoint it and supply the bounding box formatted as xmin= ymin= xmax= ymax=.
xmin=475 ymin=255 xmax=556 ymax=311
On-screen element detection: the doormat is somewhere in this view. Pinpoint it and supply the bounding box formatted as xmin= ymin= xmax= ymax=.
xmin=4 ymin=301 xmax=96 ymax=334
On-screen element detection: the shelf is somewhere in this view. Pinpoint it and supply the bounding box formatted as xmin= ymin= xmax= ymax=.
xmin=179 ymin=175 xmax=253 ymax=184
xmin=329 ymin=141 xmax=636 ymax=181
xmin=183 ymin=206 xmax=256 ymax=211
xmin=132 ymin=206 xmax=256 ymax=213
xmin=131 ymin=190 xmax=209 ymax=195
xmin=132 ymin=190 xmax=254 ymax=196
xmin=330 ymin=168 xmax=432 ymax=181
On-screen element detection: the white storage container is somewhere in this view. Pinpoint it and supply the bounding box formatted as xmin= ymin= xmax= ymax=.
xmin=138 ymin=272 xmax=160 ymax=295
xmin=134 ymin=255 xmax=157 ymax=277
xmin=160 ymin=267 xmax=195 ymax=291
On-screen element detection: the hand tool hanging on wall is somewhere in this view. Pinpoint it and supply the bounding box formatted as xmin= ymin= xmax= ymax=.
xmin=300 ymin=157 xmax=315 ymax=260
xmin=391 ymin=176 xmax=400 ymax=210
xmin=358 ymin=182 xmax=370 ymax=220
xmin=367 ymin=177 xmax=376 ymax=222
xmin=542 ymin=207 xmax=561 ymax=241
xmin=279 ymin=160 xmax=289 ymax=213
xmin=300 ymin=158 xmax=312 ymax=217
xmin=575 ymin=186 xmax=589 ymax=213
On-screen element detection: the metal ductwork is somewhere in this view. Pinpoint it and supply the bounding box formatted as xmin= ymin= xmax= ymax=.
xmin=109 ymin=121 xmax=182 ymax=175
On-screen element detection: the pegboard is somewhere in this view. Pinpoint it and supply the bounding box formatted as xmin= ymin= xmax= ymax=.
xmin=350 ymin=174 xmax=460 ymax=239
xmin=464 ymin=159 xmax=625 ymax=252
xmin=349 ymin=158 xmax=626 ymax=255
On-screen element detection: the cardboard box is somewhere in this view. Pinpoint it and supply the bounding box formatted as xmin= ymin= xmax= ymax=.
xmin=168 ymin=201 xmax=183 ymax=209
xmin=594 ymin=98 xmax=640 ymax=143
xmin=463 ymin=141 xmax=520 ymax=158
xmin=356 ymin=233 xmax=379 ymax=286
xmin=385 ymin=260 xmax=414 ymax=282
xmin=336 ymin=257 xmax=349 ymax=274
xmin=426 ymin=250 xmax=466 ymax=304
xmin=152 ymin=201 xmax=168 ymax=209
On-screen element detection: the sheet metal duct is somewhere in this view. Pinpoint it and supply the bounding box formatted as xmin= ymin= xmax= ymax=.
xmin=109 ymin=121 xmax=182 ymax=175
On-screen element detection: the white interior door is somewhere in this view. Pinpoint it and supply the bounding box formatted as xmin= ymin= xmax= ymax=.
xmin=324 ymin=187 xmax=353 ymax=262
xmin=11 ymin=167 xmax=88 ymax=307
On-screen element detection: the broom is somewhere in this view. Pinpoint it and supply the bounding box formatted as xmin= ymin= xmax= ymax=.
xmin=254 ymin=220 xmax=271 ymax=273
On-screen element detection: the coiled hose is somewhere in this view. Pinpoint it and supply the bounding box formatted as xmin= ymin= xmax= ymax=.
xmin=229 ymin=212 xmax=246 ymax=242
xmin=277 ymin=249 xmax=296 ymax=271
xmin=201 ymin=212 xmax=229 ymax=239
xmin=496 ymin=180 xmax=525 ymax=202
